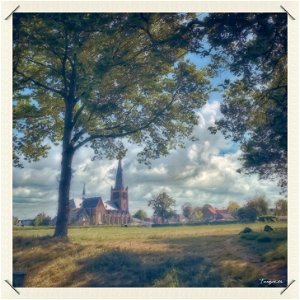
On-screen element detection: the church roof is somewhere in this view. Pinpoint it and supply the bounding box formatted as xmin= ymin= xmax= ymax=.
xmin=103 ymin=201 xmax=119 ymax=211
xmin=82 ymin=197 xmax=102 ymax=209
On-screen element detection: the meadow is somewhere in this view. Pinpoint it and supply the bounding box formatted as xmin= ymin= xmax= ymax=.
xmin=13 ymin=222 xmax=287 ymax=287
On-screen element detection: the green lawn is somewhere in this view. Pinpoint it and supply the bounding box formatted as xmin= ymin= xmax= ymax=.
xmin=13 ymin=222 xmax=287 ymax=287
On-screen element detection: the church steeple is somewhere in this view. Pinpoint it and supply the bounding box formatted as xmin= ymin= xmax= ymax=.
xmin=111 ymin=159 xmax=128 ymax=212
xmin=82 ymin=183 xmax=86 ymax=198
xmin=115 ymin=159 xmax=124 ymax=189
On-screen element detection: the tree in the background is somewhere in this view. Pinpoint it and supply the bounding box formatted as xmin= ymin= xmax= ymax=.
xmin=182 ymin=202 xmax=193 ymax=220
xmin=13 ymin=216 xmax=19 ymax=226
xmin=148 ymin=192 xmax=176 ymax=223
xmin=133 ymin=209 xmax=148 ymax=221
xmin=236 ymin=207 xmax=257 ymax=223
xmin=275 ymin=199 xmax=287 ymax=216
xmin=33 ymin=212 xmax=51 ymax=226
xmin=205 ymin=13 xmax=287 ymax=192
xmin=246 ymin=195 xmax=269 ymax=216
xmin=13 ymin=13 xmax=211 ymax=237
xmin=191 ymin=206 xmax=203 ymax=222
xmin=227 ymin=201 xmax=240 ymax=218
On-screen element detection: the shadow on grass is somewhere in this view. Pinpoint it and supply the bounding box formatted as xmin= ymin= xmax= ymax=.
xmin=14 ymin=235 xmax=68 ymax=249
xmin=13 ymin=236 xmax=84 ymax=279
xmin=63 ymin=249 xmax=221 ymax=287
xmin=13 ymin=228 xmax=287 ymax=288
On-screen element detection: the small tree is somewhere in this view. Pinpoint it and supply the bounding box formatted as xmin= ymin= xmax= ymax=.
xmin=13 ymin=216 xmax=19 ymax=226
xmin=246 ymin=195 xmax=269 ymax=216
xmin=34 ymin=212 xmax=51 ymax=226
xmin=227 ymin=201 xmax=240 ymax=218
xmin=191 ymin=207 xmax=203 ymax=222
xmin=148 ymin=192 xmax=176 ymax=224
xmin=275 ymin=199 xmax=287 ymax=216
xmin=237 ymin=207 xmax=257 ymax=223
xmin=133 ymin=209 xmax=148 ymax=221
xmin=182 ymin=202 xmax=193 ymax=220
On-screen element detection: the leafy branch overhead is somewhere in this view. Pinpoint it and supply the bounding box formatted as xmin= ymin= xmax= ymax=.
xmin=204 ymin=13 xmax=287 ymax=191
xmin=13 ymin=13 xmax=211 ymax=166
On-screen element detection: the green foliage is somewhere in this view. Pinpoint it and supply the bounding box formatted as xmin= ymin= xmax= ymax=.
xmin=239 ymin=232 xmax=259 ymax=241
xmin=148 ymin=192 xmax=176 ymax=222
xmin=132 ymin=209 xmax=148 ymax=221
xmin=33 ymin=212 xmax=51 ymax=226
xmin=13 ymin=13 xmax=211 ymax=167
xmin=258 ymin=215 xmax=278 ymax=222
xmin=246 ymin=195 xmax=269 ymax=216
xmin=182 ymin=203 xmax=203 ymax=222
xmin=191 ymin=207 xmax=203 ymax=222
xmin=236 ymin=207 xmax=257 ymax=223
xmin=204 ymin=13 xmax=287 ymax=191
xmin=13 ymin=216 xmax=19 ymax=226
xmin=182 ymin=202 xmax=193 ymax=219
xmin=257 ymin=236 xmax=272 ymax=243
xmin=227 ymin=201 xmax=240 ymax=218
xmin=275 ymin=199 xmax=287 ymax=216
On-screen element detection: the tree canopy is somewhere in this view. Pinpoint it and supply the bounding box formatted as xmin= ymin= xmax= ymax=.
xmin=33 ymin=212 xmax=51 ymax=226
xmin=13 ymin=13 xmax=210 ymax=166
xmin=227 ymin=201 xmax=240 ymax=218
xmin=275 ymin=199 xmax=287 ymax=216
xmin=205 ymin=13 xmax=287 ymax=192
xmin=133 ymin=209 xmax=148 ymax=221
xmin=246 ymin=195 xmax=269 ymax=216
xmin=13 ymin=13 xmax=211 ymax=237
xmin=148 ymin=192 xmax=176 ymax=222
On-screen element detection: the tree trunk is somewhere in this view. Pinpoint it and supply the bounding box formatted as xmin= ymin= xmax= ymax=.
xmin=54 ymin=146 xmax=74 ymax=237
xmin=54 ymin=101 xmax=75 ymax=238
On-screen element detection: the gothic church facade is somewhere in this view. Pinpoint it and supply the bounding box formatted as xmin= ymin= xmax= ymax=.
xmin=69 ymin=160 xmax=131 ymax=225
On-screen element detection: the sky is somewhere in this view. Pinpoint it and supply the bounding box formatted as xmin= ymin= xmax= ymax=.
xmin=13 ymin=99 xmax=282 ymax=219
xmin=12 ymin=17 xmax=284 ymax=219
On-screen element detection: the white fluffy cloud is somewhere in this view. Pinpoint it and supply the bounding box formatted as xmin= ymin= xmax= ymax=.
xmin=13 ymin=101 xmax=282 ymax=219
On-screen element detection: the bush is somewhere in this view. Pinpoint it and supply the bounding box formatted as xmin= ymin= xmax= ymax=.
xmin=257 ymin=236 xmax=272 ymax=243
xmin=240 ymin=232 xmax=259 ymax=240
xmin=237 ymin=207 xmax=257 ymax=222
xmin=258 ymin=215 xmax=278 ymax=222
xmin=33 ymin=212 xmax=51 ymax=226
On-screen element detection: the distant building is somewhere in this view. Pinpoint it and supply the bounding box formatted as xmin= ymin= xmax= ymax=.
xmin=16 ymin=219 xmax=34 ymax=226
xmin=202 ymin=207 xmax=234 ymax=222
xmin=68 ymin=160 xmax=131 ymax=225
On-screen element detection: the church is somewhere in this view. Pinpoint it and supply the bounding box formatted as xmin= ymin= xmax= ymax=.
xmin=68 ymin=160 xmax=131 ymax=225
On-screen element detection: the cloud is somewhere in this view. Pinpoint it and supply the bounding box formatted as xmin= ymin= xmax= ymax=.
xmin=13 ymin=101 xmax=282 ymax=219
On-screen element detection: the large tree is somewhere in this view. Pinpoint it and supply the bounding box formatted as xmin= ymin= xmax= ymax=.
xmin=13 ymin=13 xmax=210 ymax=237
xmin=204 ymin=13 xmax=287 ymax=192
xmin=148 ymin=192 xmax=176 ymax=223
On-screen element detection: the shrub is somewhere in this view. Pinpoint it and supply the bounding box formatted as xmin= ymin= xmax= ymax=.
xmin=239 ymin=232 xmax=259 ymax=240
xmin=257 ymin=236 xmax=272 ymax=243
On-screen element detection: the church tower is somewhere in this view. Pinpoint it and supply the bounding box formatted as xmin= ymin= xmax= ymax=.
xmin=111 ymin=160 xmax=129 ymax=212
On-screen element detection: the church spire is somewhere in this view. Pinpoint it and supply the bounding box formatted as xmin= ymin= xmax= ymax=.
xmin=82 ymin=183 xmax=86 ymax=198
xmin=115 ymin=159 xmax=124 ymax=189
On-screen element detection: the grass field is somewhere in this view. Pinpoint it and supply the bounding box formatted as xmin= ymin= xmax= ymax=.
xmin=13 ymin=222 xmax=287 ymax=287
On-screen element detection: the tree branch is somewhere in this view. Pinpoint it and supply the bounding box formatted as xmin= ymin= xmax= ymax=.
xmin=15 ymin=69 xmax=65 ymax=97
xmin=73 ymin=92 xmax=178 ymax=151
